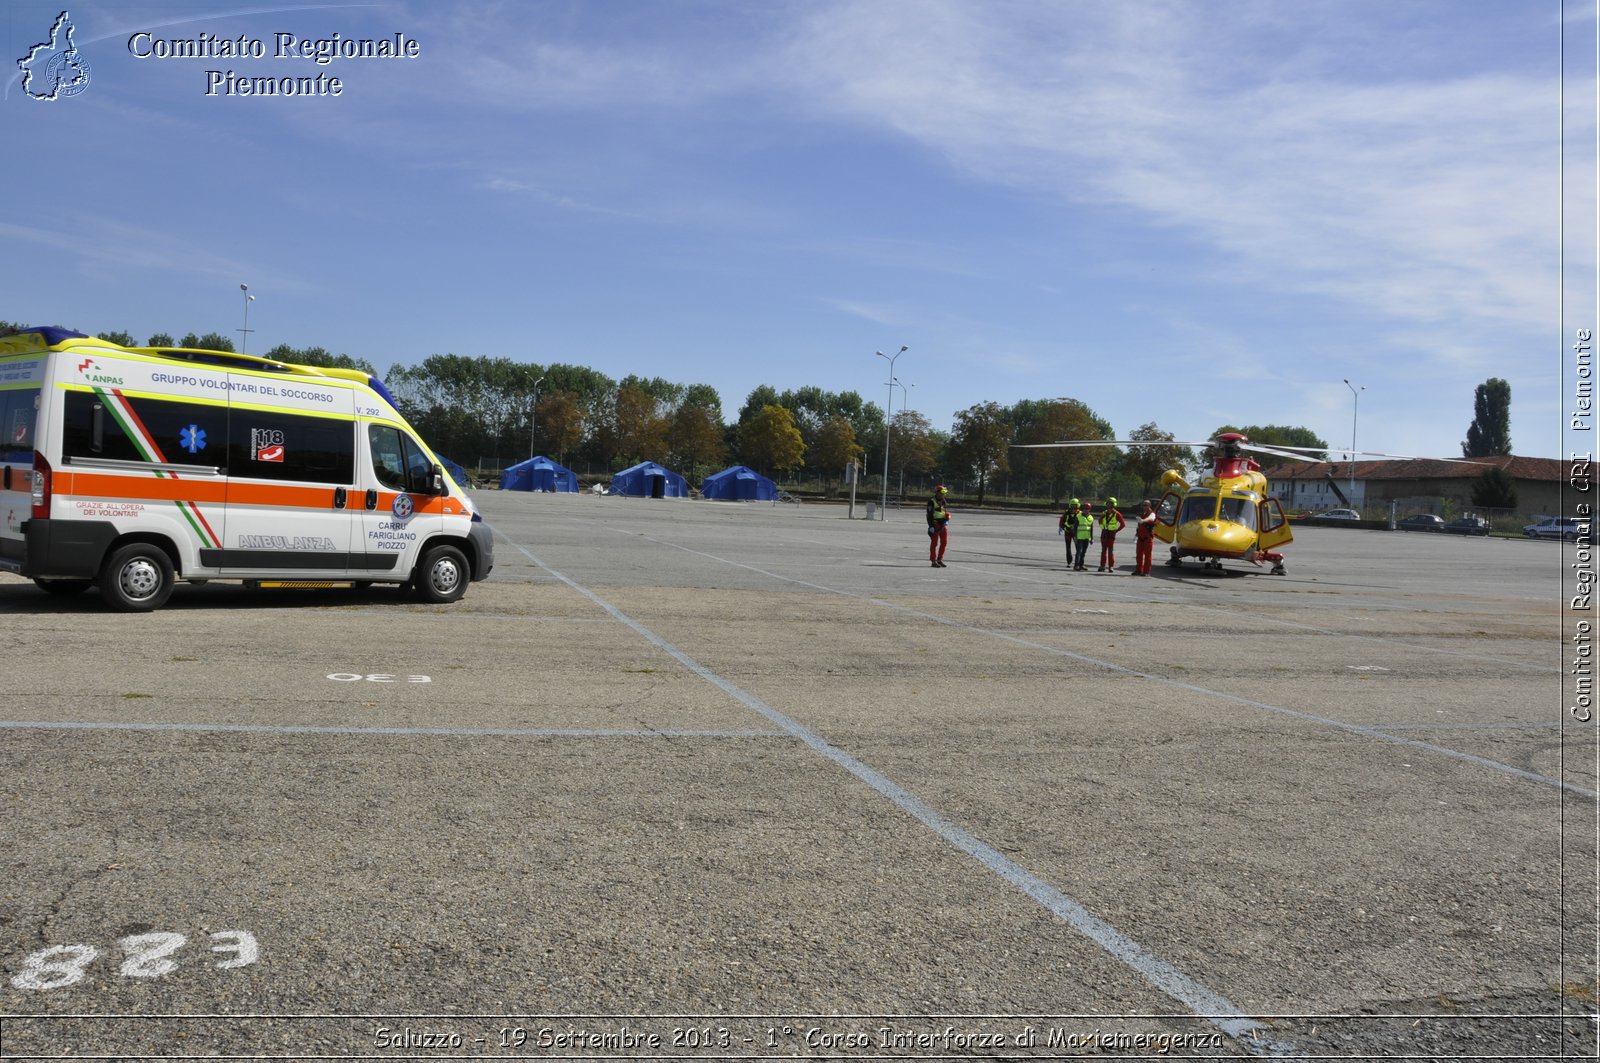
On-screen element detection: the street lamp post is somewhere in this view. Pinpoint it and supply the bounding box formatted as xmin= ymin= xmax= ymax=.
xmin=1343 ymin=378 xmax=1364 ymax=499
xmin=238 ymin=283 xmax=254 ymax=354
xmin=875 ymin=346 xmax=907 ymax=520
xmin=529 ymin=376 xmax=545 ymax=461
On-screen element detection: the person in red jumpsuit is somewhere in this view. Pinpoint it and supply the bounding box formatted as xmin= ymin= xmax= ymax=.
xmin=1133 ymin=499 xmax=1156 ymax=575
xmin=1097 ymin=496 xmax=1125 ymax=571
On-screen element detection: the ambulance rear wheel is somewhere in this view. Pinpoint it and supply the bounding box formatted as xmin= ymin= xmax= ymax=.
xmin=413 ymin=545 xmax=468 ymax=604
xmin=100 ymin=544 xmax=175 ymax=612
xmin=34 ymin=578 xmax=92 ymax=596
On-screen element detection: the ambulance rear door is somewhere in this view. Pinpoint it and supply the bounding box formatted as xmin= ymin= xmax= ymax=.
xmin=219 ymin=375 xmax=357 ymax=576
xmin=0 ymin=355 xmax=44 ymax=569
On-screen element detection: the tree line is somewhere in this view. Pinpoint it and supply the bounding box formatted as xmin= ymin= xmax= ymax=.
xmin=55 ymin=323 xmax=1551 ymax=506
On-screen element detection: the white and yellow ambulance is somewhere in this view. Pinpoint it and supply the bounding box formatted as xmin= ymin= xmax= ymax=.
xmin=0 ymin=327 xmax=493 ymax=610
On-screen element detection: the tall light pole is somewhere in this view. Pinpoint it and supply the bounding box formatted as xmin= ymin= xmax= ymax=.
xmin=876 ymin=346 xmax=906 ymax=520
xmin=1343 ymin=378 xmax=1364 ymax=497
xmin=529 ymin=376 xmax=545 ymax=460
xmin=238 ymin=283 xmax=254 ymax=354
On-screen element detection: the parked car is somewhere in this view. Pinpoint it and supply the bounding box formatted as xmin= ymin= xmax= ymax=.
xmin=1396 ymin=514 xmax=1445 ymax=532
xmin=1442 ymin=516 xmax=1491 ymax=536
xmin=1316 ymin=508 xmax=1361 ymax=520
xmin=1523 ymin=516 xmax=1594 ymax=541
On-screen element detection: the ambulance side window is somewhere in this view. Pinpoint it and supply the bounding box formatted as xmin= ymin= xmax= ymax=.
xmin=367 ymin=424 xmax=432 ymax=494
xmin=228 ymin=411 xmax=353 ymax=484
xmin=368 ymin=425 xmax=408 ymax=491
xmin=62 ymin=391 xmax=226 ymax=470
xmin=0 ymin=387 xmax=37 ymax=461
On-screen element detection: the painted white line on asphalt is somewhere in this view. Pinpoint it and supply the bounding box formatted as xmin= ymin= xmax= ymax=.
xmin=0 ymin=720 xmax=786 ymax=739
xmin=499 ymin=535 xmax=1294 ymax=1056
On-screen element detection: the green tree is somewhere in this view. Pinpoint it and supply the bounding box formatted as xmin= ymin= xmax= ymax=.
xmin=736 ymin=385 xmax=782 ymax=425
xmin=536 ymin=391 xmax=585 ymax=466
xmin=599 ymin=382 xmax=669 ymax=467
xmin=1120 ymin=422 xmax=1196 ymax=498
xmin=262 ymin=343 xmax=378 ymax=376
xmin=385 ymin=354 xmax=543 ymax=461
xmin=96 ymin=330 xmax=136 ymax=346
xmin=1470 ymin=464 xmax=1518 ymax=509
xmin=812 ymin=416 xmax=864 ymax=491
xmin=1206 ymin=424 xmax=1327 ymax=464
xmin=1013 ymin=398 xmax=1115 ymax=503
xmin=889 ymin=409 xmax=940 ymax=490
xmin=146 ymin=332 xmax=174 ymax=347
xmin=948 ymin=401 xmax=1012 ymax=505
xmin=667 ymin=402 xmax=727 ymax=480
xmin=180 ymin=332 xmax=235 ymax=352
xmin=1462 ymin=377 xmax=1512 ymax=457
xmin=738 ymin=404 xmax=805 ymax=477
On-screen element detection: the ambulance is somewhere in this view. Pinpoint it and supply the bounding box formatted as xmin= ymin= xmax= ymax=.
xmin=0 ymin=327 xmax=493 ymax=610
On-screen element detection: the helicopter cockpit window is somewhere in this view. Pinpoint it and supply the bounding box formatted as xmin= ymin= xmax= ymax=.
xmin=1155 ymin=495 xmax=1180 ymax=523
xmin=1180 ymin=495 xmax=1217 ymax=523
xmin=1219 ymin=497 xmax=1258 ymax=530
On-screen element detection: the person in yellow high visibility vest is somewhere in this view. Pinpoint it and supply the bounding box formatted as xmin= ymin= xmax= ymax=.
xmin=1072 ymin=501 xmax=1094 ymax=570
xmin=1057 ymin=499 xmax=1080 ymax=565
xmin=1097 ymin=496 xmax=1125 ymax=571
xmin=926 ymin=485 xmax=951 ymax=567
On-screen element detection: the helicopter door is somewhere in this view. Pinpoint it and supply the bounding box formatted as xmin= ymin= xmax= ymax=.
xmin=1258 ymin=497 xmax=1293 ymax=550
xmin=1152 ymin=491 xmax=1181 ymax=544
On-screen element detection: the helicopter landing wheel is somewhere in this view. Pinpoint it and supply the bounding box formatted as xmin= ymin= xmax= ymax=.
xmin=1271 ymin=563 xmax=1286 ymax=575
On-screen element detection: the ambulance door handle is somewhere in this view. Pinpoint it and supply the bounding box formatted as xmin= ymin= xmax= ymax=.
xmin=332 ymin=487 xmax=347 ymax=510
xmin=365 ymin=489 xmax=378 ymax=510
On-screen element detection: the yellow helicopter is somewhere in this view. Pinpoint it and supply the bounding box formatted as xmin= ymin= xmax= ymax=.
xmin=1015 ymin=431 xmax=1380 ymax=575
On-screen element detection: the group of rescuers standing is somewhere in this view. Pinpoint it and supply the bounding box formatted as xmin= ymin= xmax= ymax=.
xmin=925 ymin=486 xmax=1158 ymax=575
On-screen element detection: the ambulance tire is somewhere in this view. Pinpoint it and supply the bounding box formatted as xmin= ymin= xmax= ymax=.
xmin=413 ymin=545 xmax=468 ymax=604
xmin=34 ymin=578 xmax=92 ymax=596
xmin=100 ymin=543 xmax=176 ymax=612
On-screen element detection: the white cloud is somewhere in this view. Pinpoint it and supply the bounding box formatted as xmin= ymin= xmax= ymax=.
xmin=780 ymin=0 xmax=1567 ymax=339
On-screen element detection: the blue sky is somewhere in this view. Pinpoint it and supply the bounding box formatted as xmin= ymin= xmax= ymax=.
xmin=3 ymin=0 xmax=1593 ymax=460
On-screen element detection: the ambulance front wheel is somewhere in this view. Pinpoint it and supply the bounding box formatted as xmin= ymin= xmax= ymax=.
xmin=100 ymin=543 xmax=176 ymax=612
xmin=413 ymin=544 xmax=469 ymax=604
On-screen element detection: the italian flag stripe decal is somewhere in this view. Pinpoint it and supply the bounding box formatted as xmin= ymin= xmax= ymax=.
xmin=98 ymin=387 xmax=221 ymax=550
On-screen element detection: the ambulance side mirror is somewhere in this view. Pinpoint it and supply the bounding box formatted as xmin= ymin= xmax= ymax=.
xmin=430 ymin=464 xmax=447 ymax=496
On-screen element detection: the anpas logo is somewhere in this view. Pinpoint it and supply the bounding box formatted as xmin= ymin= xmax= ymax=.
xmin=75 ymin=358 xmax=124 ymax=386
xmin=392 ymin=493 xmax=414 ymax=519
xmin=17 ymin=11 xmax=92 ymax=101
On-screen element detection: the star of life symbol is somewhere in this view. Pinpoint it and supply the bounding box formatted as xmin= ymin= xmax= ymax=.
xmin=179 ymin=425 xmax=206 ymax=454
xmin=18 ymin=11 xmax=92 ymax=101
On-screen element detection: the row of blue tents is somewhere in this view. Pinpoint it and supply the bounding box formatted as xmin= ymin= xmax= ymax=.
xmin=497 ymin=457 xmax=778 ymax=500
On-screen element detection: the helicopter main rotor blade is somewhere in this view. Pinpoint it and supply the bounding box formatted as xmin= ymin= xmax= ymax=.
xmin=1010 ymin=439 xmax=1208 ymax=449
xmin=1240 ymin=442 xmax=1488 ymax=464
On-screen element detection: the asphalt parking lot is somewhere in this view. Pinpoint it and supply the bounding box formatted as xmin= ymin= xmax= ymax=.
xmin=0 ymin=493 xmax=1594 ymax=1060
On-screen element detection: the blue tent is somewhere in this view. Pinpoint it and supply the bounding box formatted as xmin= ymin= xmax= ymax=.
xmin=501 ymin=455 xmax=579 ymax=493
xmin=701 ymin=464 xmax=777 ymax=502
xmin=610 ymin=460 xmax=688 ymax=498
